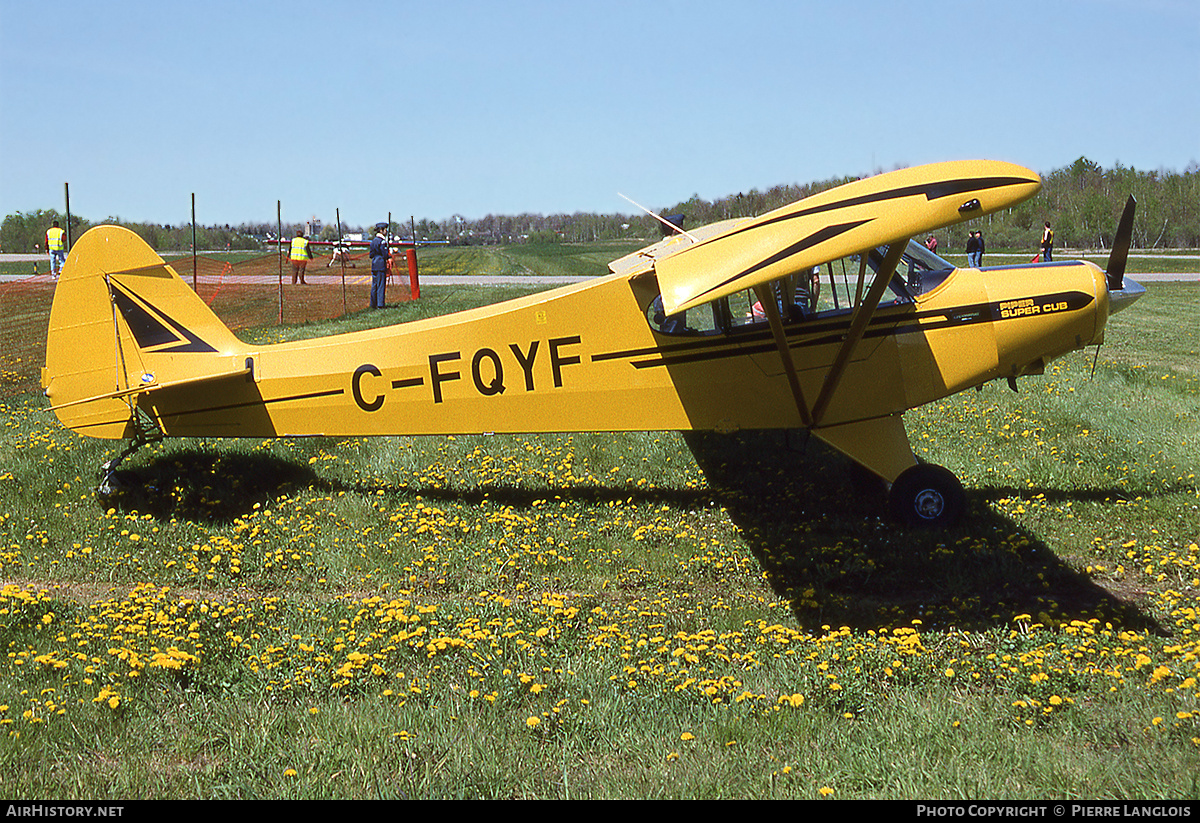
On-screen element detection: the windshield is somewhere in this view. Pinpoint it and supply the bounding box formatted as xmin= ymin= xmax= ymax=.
xmin=864 ymin=240 xmax=955 ymax=297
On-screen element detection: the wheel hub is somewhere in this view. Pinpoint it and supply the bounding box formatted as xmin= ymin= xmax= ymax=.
xmin=913 ymin=487 xmax=945 ymax=520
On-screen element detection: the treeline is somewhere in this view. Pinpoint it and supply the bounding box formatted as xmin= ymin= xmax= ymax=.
xmin=644 ymin=157 xmax=1200 ymax=253
xmin=4 ymin=158 xmax=1198 ymax=254
xmin=0 ymin=210 xmax=264 ymax=254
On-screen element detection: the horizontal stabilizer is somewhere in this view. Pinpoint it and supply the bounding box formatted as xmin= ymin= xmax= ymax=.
xmin=48 ymin=363 xmax=253 ymax=414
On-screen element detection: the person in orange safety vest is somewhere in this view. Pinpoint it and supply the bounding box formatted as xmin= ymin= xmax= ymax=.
xmin=290 ymin=229 xmax=312 ymax=284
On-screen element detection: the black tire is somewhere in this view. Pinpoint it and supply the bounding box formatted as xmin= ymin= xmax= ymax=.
xmin=888 ymin=464 xmax=965 ymax=528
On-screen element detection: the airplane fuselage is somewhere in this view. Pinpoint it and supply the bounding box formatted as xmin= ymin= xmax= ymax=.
xmin=141 ymin=259 xmax=1109 ymax=446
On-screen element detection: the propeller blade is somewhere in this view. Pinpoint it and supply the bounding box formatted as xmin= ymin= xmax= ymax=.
xmin=1107 ymin=195 xmax=1136 ymax=291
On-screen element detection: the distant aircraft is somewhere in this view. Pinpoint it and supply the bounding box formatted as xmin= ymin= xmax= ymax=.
xmin=42 ymin=160 xmax=1143 ymax=526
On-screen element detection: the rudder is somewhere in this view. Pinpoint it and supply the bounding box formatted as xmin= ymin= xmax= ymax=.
xmin=43 ymin=226 xmax=246 ymax=439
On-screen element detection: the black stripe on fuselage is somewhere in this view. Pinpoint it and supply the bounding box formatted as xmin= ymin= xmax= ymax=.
xmin=593 ymin=290 xmax=1093 ymax=370
xmin=162 ymin=388 xmax=346 ymax=419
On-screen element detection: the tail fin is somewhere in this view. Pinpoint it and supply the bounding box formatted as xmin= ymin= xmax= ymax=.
xmin=43 ymin=226 xmax=247 ymax=439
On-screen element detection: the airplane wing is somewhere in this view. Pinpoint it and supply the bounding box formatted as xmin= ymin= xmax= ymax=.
xmin=607 ymin=217 xmax=747 ymax=278
xmin=653 ymin=160 xmax=1041 ymax=315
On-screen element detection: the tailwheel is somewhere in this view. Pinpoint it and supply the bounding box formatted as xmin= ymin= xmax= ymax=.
xmin=97 ymin=408 xmax=163 ymax=497
xmin=97 ymin=438 xmax=145 ymax=497
xmin=888 ymin=464 xmax=965 ymax=528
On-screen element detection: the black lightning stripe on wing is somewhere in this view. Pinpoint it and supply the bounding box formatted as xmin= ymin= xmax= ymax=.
xmin=673 ymin=175 xmax=1037 ymax=307
xmin=688 ymin=220 xmax=870 ymax=305
xmin=728 ymin=176 xmax=1038 ymax=237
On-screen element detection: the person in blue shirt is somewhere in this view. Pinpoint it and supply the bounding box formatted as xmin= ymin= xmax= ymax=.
xmin=369 ymin=222 xmax=389 ymax=308
xmin=965 ymin=231 xmax=980 ymax=268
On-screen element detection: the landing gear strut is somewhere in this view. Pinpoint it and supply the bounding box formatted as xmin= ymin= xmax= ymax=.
xmin=888 ymin=463 xmax=964 ymax=528
xmin=97 ymin=408 xmax=162 ymax=496
xmin=98 ymin=437 xmax=149 ymax=496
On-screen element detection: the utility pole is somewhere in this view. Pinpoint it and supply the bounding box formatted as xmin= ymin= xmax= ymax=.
xmin=337 ymin=207 xmax=347 ymax=315
xmin=191 ymin=193 xmax=198 ymax=291
xmin=64 ymin=182 xmax=72 ymax=250
xmin=277 ymin=201 xmax=283 ymax=323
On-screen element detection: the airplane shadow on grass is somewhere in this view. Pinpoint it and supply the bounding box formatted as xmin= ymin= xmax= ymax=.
xmin=101 ymin=450 xmax=330 ymax=524
xmin=100 ymin=444 xmax=709 ymax=525
xmin=682 ymin=430 xmax=1166 ymax=635
xmin=103 ymin=434 xmax=1164 ymax=636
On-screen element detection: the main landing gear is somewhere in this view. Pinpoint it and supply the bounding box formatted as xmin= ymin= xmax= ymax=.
xmin=887 ymin=463 xmax=965 ymax=528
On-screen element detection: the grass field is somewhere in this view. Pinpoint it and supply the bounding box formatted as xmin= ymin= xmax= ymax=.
xmin=0 ymin=248 xmax=1197 ymax=798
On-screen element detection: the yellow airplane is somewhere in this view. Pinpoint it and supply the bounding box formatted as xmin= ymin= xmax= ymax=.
xmin=41 ymin=160 xmax=1144 ymax=526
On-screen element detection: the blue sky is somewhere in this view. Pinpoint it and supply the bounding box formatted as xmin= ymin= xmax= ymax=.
xmin=2 ymin=0 xmax=1197 ymax=228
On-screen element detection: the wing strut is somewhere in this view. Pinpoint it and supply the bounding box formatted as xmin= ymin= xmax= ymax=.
xmin=811 ymin=241 xmax=907 ymax=426
xmin=753 ymin=282 xmax=813 ymax=428
xmin=854 ymin=253 xmax=868 ymax=306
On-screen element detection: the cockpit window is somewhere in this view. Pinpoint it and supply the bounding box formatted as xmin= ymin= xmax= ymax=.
xmin=645 ymin=239 xmax=956 ymax=337
xmin=646 ymin=295 xmax=723 ymax=336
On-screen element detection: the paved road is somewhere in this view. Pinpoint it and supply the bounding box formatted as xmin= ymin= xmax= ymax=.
xmin=0 ymin=271 xmax=596 ymax=285
xmin=3 ymin=272 xmax=1196 ymax=285
xmin=1 ymin=251 xmax=1196 ymax=285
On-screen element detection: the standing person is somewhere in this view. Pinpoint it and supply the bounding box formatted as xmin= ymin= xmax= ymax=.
xmin=369 ymin=222 xmax=389 ymax=309
xmin=925 ymin=235 xmax=938 ymax=254
xmin=1040 ymin=222 xmax=1054 ymax=262
xmin=46 ymin=220 xmax=66 ymax=277
xmin=976 ymin=230 xmax=985 ymax=267
xmin=289 ymin=228 xmax=312 ymax=284
xmin=965 ymin=231 xmax=980 ymax=268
